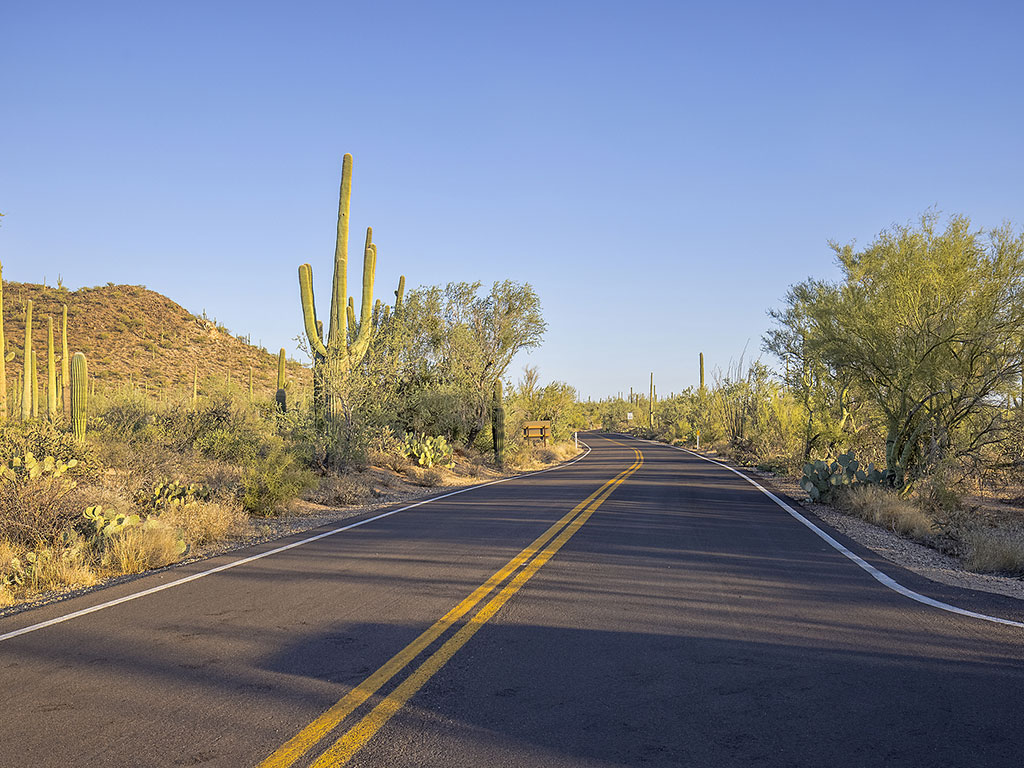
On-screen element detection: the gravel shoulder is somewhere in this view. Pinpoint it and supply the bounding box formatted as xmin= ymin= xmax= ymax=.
xmin=0 ymin=454 xmax=577 ymax=620
xmin=740 ymin=462 xmax=1024 ymax=602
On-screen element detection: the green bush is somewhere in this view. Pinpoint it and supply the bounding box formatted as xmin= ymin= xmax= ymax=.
xmin=240 ymin=447 xmax=315 ymax=516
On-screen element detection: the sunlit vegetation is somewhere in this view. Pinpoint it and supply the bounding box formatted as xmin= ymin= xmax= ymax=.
xmin=586 ymin=213 xmax=1024 ymax=574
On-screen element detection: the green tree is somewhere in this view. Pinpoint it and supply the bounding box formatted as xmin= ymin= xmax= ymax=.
xmin=766 ymin=213 xmax=1024 ymax=486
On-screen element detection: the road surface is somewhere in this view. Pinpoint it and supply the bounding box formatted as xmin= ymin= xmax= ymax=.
xmin=2 ymin=434 xmax=1023 ymax=767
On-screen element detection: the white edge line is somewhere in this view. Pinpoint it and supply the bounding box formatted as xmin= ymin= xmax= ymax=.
xmin=630 ymin=436 xmax=1024 ymax=630
xmin=0 ymin=443 xmax=594 ymax=643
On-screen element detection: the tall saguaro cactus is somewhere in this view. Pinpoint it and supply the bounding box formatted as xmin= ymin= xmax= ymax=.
xmin=70 ymin=352 xmax=88 ymax=442
xmin=61 ymin=304 xmax=69 ymax=416
xmin=21 ymin=300 xmax=33 ymax=421
xmin=298 ymin=154 xmax=378 ymax=423
xmin=649 ymin=372 xmax=655 ymax=430
xmin=699 ymin=352 xmax=705 ymax=393
xmin=47 ymin=316 xmax=57 ymax=422
xmin=492 ymin=380 xmax=505 ymax=466
xmin=0 ymin=260 xmax=7 ymax=421
xmin=276 ymin=348 xmax=287 ymax=412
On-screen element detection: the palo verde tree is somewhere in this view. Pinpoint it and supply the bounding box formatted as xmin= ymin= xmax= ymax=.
xmin=766 ymin=213 xmax=1024 ymax=487
xmin=400 ymin=280 xmax=547 ymax=443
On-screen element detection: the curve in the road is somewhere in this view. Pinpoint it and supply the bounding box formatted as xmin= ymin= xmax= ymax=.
xmin=643 ymin=438 xmax=1024 ymax=630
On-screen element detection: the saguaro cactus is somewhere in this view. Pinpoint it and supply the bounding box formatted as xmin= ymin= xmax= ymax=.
xmin=699 ymin=352 xmax=705 ymax=393
xmin=31 ymin=349 xmax=39 ymax=420
xmin=276 ymin=348 xmax=287 ymax=411
xmin=70 ymin=352 xmax=88 ymax=442
xmin=0 ymin=260 xmax=11 ymax=421
xmin=649 ymin=372 xmax=654 ymax=429
xmin=394 ymin=275 xmax=405 ymax=314
xmin=61 ymin=304 xmax=69 ymax=416
xmin=47 ymin=316 xmax=57 ymax=422
xmin=492 ymin=380 xmax=505 ymax=466
xmin=298 ymin=154 xmax=379 ymax=423
xmin=21 ymin=299 xmax=33 ymax=421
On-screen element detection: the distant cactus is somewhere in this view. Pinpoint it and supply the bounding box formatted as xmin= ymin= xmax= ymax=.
xmin=649 ymin=372 xmax=654 ymax=429
xmin=31 ymin=349 xmax=39 ymax=420
xmin=699 ymin=352 xmax=705 ymax=393
xmin=0 ymin=264 xmax=13 ymax=421
xmin=276 ymin=348 xmax=287 ymax=411
xmin=21 ymin=299 xmax=33 ymax=421
xmin=395 ymin=275 xmax=405 ymax=314
xmin=47 ymin=316 xmax=57 ymax=422
xmin=70 ymin=352 xmax=88 ymax=442
xmin=492 ymin=380 xmax=505 ymax=465
xmin=298 ymin=154 xmax=381 ymax=423
xmin=61 ymin=304 xmax=69 ymax=416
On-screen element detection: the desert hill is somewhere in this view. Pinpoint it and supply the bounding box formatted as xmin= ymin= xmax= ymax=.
xmin=1 ymin=281 xmax=310 ymax=406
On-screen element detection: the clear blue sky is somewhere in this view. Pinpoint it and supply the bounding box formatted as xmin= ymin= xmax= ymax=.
xmin=3 ymin=1 xmax=1022 ymax=399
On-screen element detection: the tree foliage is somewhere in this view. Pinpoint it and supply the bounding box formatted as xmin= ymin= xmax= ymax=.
xmin=766 ymin=213 xmax=1024 ymax=485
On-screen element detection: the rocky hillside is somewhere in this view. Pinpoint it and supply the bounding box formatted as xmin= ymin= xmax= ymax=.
xmin=1 ymin=281 xmax=310 ymax=407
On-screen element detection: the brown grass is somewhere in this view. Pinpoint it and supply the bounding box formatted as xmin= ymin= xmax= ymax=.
xmin=160 ymin=501 xmax=248 ymax=546
xmin=835 ymin=484 xmax=934 ymax=541
xmin=963 ymin=529 xmax=1024 ymax=574
xmin=409 ymin=467 xmax=444 ymax=487
xmin=311 ymin=475 xmax=374 ymax=507
xmin=103 ymin=523 xmax=183 ymax=574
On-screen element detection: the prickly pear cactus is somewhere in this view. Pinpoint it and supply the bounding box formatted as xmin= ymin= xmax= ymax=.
xmin=799 ymin=450 xmax=884 ymax=502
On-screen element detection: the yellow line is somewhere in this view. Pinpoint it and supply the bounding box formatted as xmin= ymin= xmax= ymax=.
xmin=259 ymin=448 xmax=642 ymax=768
xmin=309 ymin=448 xmax=644 ymax=767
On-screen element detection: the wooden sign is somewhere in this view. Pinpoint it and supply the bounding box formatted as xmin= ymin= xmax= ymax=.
xmin=522 ymin=420 xmax=552 ymax=445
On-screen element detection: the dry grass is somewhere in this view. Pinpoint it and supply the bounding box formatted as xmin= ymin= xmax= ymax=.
xmin=835 ymin=484 xmax=934 ymax=541
xmin=1 ymin=536 xmax=99 ymax=600
xmin=103 ymin=523 xmax=184 ymax=574
xmin=507 ymin=441 xmax=580 ymax=471
xmin=963 ymin=529 xmax=1024 ymax=575
xmin=311 ymin=474 xmax=374 ymax=506
xmin=409 ymin=467 xmax=444 ymax=487
xmin=160 ymin=501 xmax=248 ymax=546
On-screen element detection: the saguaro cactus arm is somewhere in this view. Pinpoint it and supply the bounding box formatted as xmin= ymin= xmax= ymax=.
xmin=299 ymin=264 xmax=329 ymax=359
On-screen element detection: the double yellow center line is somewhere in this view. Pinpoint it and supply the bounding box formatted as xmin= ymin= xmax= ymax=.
xmin=260 ymin=446 xmax=644 ymax=768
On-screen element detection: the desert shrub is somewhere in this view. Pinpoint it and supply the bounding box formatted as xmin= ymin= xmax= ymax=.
xmin=0 ymin=455 xmax=82 ymax=548
xmin=240 ymin=447 xmax=316 ymax=516
xmin=194 ymin=426 xmax=263 ymax=463
xmin=0 ymin=421 xmax=100 ymax=479
xmin=312 ymin=475 xmax=373 ymax=506
xmin=159 ymin=501 xmax=247 ymax=546
xmin=409 ymin=467 xmax=444 ymax=487
xmin=94 ymin=390 xmax=159 ymax=440
xmin=366 ymin=426 xmax=409 ymax=472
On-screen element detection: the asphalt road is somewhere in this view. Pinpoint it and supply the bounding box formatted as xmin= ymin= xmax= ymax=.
xmin=2 ymin=434 xmax=1024 ymax=767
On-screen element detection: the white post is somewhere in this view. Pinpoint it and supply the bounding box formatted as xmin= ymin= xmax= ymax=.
xmin=574 ymin=431 xmax=578 ymax=450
